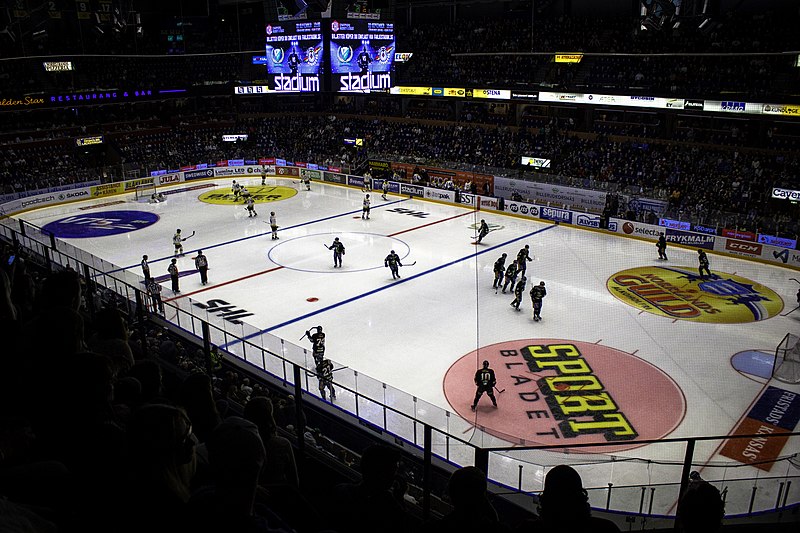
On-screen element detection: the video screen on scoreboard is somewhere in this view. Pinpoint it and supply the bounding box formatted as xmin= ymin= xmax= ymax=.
xmin=330 ymin=20 xmax=395 ymax=93
xmin=264 ymin=21 xmax=323 ymax=92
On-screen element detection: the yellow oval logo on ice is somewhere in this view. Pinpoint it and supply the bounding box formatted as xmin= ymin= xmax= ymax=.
xmin=199 ymin=185 xmax=297 ymax=205
xmin=607 ymin=266 xmax=783 ymax=323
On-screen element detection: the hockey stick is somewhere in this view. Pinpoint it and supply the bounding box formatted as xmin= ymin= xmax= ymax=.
xmin=332 ymin=365 xmax=350 ymax=373
xmin=781 ymin=304 xmax=800 ymax=317
xmin=402 ymin=261 xmax=417 ymax=266
xmin=791 ymin=278 xmax=800 ymax=284
xmin=494 ymin=386 xmax=505 ymax=394
xmin=181 ymin=230 xmax=196 ymax=242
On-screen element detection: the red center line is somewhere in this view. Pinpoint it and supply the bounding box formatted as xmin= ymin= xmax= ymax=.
xmin=164 ymin=209 xmax=477 ymax=302
xmin=163 ymin=265 xmax=284 ymax=302
xmin=388 ymin=209 xmax=477 ymax=237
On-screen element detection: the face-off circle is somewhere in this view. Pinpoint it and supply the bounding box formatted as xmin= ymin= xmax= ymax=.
xmin=607 ymin=266 xmax=783 ymax=323
xmin=443 ymin=339 xmax=686 ymax=453
xmin=41 ymin=210 xmax=159 ymax=238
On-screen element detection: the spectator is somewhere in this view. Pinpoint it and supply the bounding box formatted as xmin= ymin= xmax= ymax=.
xmin=87 ymin=307 xmax=135 ymax=375
xmin=515 ymin=465 xmax=620 ymax=532
xmin=178 ymin=372 xmax=222 ymax=444
xmin=425 ymin=466 xmax=510 ymax=533
xmin=676 ymin=474 xmax=725 ymax=533
xmin=243 ymin=396 xmax=299 ymax=489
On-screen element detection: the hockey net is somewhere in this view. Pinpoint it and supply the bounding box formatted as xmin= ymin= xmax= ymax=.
xmin=134 ymin=182 xmax=157 ymax=202
xmin=773 ymin=333 xmax=800 ymax=384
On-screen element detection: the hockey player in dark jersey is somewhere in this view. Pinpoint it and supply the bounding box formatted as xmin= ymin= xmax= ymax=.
xmin=305 ymin=326 xmax=326 ymax=367
xmin=657 ymin=233 xmax=668 ymax=260
xmin=502 ymin=260 xmax=519 ymax=293
xmin=530 ymin=281 xmax=547 ymax=321
xmin=288 ymin=50 xmax=301 ymax=74
xmin=510 ymin=276 xmax=527 ymax=311
xmin=698 ymin=249 xmax=711 ymax=278
xmin=475 ymin=219 xmax=490 ymax=244
xmin=317 ymin=358 xmax=336 ymax=401
xmin=471 ymin=360 xmax=497 ymax=411
xmin=493 ymin=253 xmax=507 ymax=289
xmin=384 ymin=250 xmax=403 ymax=280
xmin=327 ymin=237 xmax=345 ymax=268
xmin=357 ymin=48 xmax=372 ymax=73
xmin=516 ymin=245 xmax=533 ymax=275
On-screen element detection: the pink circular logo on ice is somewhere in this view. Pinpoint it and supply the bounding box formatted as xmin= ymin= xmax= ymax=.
xmin=443 ymin=339 xmax=686 ymax=453
xmin=42 ymin=210 xmax=159 ymax=238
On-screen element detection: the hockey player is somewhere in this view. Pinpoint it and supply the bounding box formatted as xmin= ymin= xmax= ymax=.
xmin=302 ymin=175 xmax=311 ymax=191
xmin=357 ymin=47 xmax=372 ymax=73
xmin=385 ymin=250 xmax=403 ymax=280
xmin=516 ymin=245 xmax=533 ymax=275
xmin=261 ymin=167 xmax=267 ymax=186
xmin=231 ymin=180 xmax=242 ymax=201
xmin=381 ymin=179 xmax=389 ymax=200
xmin=168 ymin=258 xmax=180 ymax=293
xmin=493 ymin=253 xmax=507 ymax=289
xmin=471 ymin=360 xmax=497 ymax=411
xmin=147 ymin=278 xmax=164 ymax=314
xmin=362 ymin=194 xmax=371 ymax=220
xmin=475 ymin=219 xmax=490 ymax=244
xmin=141 ymin=254 xmax=151 ymax=283
xmin=195 ymin=250 xmax=209 ymax=286
xmin=502 ymin=260 xmax=519 ymax=293
xmin=317 ymin=358 xmax=336 ymax=402
xmin=240 ymin=186 xmax=251 ymax=202
xmin=305 ymin=326 xmax=326 ymax=366
xmin=173 ymin=229 xmax=186 ymax=257
xmin=327 ymin=237 xmax=345 ymax=268
xmin=657 ymin=233 xmax=668 ymax=260
xmin=269 ymin=211 xmax=279 ymax=240
xmin=698 ymin=249 xmax=711 ymax=278
xmin=510 ymin=276 xmax=527 ymax=311
xmin=245 ymin=196 xmax=257 ymax=217
xmin=530 ymin=281 xmax=547 ymax=321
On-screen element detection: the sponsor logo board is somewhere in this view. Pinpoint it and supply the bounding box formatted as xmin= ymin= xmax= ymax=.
xmin=506 ymin=201 xmax=539 ymax=218
xmin=399 ymin=183 xmax=424 ymax=197
xmin=423 ymin=188 xmax=455 ymax=202
xmin=184 ymin=169 xmax=214 ymax=181
xmin=725 ymin=239 xmax=763 ymax=257
xmin=665 ymin=229 xmax=715 ymax=250
xmin=540 ymin=206 xmax=572 ymax=224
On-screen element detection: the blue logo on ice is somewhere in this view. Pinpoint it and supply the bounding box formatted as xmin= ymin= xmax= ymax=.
xmin=42 ymin=210 xmax=159 ymax=238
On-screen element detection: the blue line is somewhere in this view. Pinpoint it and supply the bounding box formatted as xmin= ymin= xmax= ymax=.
xmin=99 ymin=197 xmax=410 ymax=276
xmin=221 ymin=223 xmax=558 ymax=349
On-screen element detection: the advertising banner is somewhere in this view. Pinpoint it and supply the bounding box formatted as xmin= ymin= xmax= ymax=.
xmin=575 ymin=213 xmax=602 ymax=229
xmin=539 ymin=206 xmax=572 ymax=224
xmin=771 ymin=187 xmax=800 ymax=201
xmin=423 ymin=188 xmax=455 ymax=202
xmin=300 ymin=169 xmax=321 ymax=180
xmin=264 ymin=21 xmax=323 ymax=93
xmin=493 ymin=176 xmax=607 ymax=213
xmin=90 ymin=183 xmax=125 ymax=198
xmin=504 ymin=201 xmax=539 ymax=219
xmin=615 ymin=219 xmax=662 ymax=240
xmin=659 ymin=218 xmax=691 ymax=230
xmin=323 ymin=172 xmax=346 ymax=184
xmin=399 ymin=183 xmax=424 ymax=197
xmin=123 ymin=177 xmax=155 ymax=192
xmin=184 ymin=169 xmax=215 ymax=181
xmin=330 ymin=20 xmax=395 ymax=93
xmin=722 ymin=228 xmax=756 ymax=242
xmin=758 ymin=234 xmax=797 ymax=249
xmin=275 ymin=166 xmax=300 ymax=177
xmin=721 ymin=239 xmax=763 ymax=258
xmin=347 ymin=176 xmax=366 ymax=188
xmin=214 ymin=166 xmax=247 ymax=177
xmin=156 ymin=173 xmax=183 ymax=186
xmin=665 ymin=228 xmax=715 ymax=250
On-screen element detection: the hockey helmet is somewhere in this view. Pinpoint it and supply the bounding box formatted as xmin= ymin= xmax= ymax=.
xmin=482 ymin=360 xmax=489 ymax=367
xmin=540 ymin=281 xmax=545 ymax=286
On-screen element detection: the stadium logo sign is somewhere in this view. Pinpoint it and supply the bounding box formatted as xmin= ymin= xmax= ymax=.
xmin=443 ymin=339 xmax=685 ymax=452
xmin=607 ymin=266 xmax=783 ymax=323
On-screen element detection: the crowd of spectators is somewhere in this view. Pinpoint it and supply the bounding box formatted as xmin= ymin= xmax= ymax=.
xmin=1 ymin=106 xmax=798 ymax=236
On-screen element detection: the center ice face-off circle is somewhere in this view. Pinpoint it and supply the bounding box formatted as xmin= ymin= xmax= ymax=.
xmin=607 ymin=266 xmax=783 ymax=323
xmin=443 ymin=339 xmax=686 ymax=453
xmin=198 ymin=185 xmax=297 ymax=205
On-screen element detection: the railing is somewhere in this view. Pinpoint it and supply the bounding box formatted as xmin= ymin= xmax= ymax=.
xmin=2 ymin=192 xmax=799 ymax=522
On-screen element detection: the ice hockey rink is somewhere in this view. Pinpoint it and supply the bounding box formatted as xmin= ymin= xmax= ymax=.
xmin=13 ymin=174 xmax=800 ymax=518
